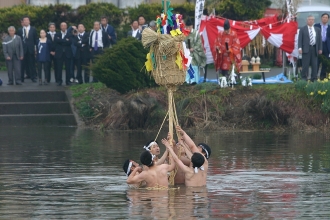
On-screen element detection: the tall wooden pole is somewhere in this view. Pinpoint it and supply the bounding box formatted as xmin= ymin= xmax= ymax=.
xmin=168 ymin=87 xmax=173 ymax=146
xmin=164 ymin=0 xmax=167 ymax=16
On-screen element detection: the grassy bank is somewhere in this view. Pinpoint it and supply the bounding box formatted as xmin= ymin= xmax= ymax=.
xmin=70 ymin=80 xmax=330 ymax=131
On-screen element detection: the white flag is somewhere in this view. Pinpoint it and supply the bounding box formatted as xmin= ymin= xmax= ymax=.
xmin=195 ymin=0 xmax=205 ymax=31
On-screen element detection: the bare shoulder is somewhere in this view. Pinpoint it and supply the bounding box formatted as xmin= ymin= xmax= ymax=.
xmin=158 ymin=164 xmax=170 ymax=169
xmin=138 ymin=170 xmax=148 ymax=178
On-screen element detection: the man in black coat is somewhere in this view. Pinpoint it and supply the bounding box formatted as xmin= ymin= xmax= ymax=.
xmin=315 ymin=13 xmax=330 ymax=80
xmin=127 ymin=20 xmax=142 ymax=41
xmin=16 ymin=16 xmax=38 ymax=82
xmin=89 ymin=21 xmax=109 ymax=82
xmin=100 ymin=16 xmax=117 ymax=47
xmin=54 ymin=22 xmax=73 ymax=86
xmin=74 ymin=23 xmax=90 ymax=84
xmin=46 ymin=22 xmax=57 ymax=83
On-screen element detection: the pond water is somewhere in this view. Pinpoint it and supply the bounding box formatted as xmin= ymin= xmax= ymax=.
xmin=0 ymin=127 xmax=330 ymax=219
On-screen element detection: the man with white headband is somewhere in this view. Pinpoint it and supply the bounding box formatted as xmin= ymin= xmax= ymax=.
xmin=176 ymin=126 xmax=212 ymax=160
xmin=122 ymin=159 xmax=145 ymax=188
xmin=127 ymin=150 xmax=175 ymax=189
xmin=175 ymin=125 xmax=211 ymax=186
xmin=143 ymin=140 xmax=169 ymax=165
xmin=162 ymin=138 xmax=206 ymax=187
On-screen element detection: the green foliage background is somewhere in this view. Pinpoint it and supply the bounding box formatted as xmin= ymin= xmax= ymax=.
xmin=91 ymin=37 xmax=155 ymax=94
xmin=206 ymin=0 xmax=272 ymax=20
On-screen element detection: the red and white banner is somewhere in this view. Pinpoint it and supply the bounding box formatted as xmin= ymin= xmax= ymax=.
xmin=260 ymin=21 xmax=298 ymax=54
xmin=200 ymin=15 xmax=298 ymax=64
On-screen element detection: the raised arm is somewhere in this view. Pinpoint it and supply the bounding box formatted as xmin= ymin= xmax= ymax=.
xmin=155 ymin=148 xmax=168 ymax=165
xmin=178 ymin=140 xmax=193 ymax=159
xmin=162 ymin=138 xmax=190 ymax=174
xmin=176 ymin=126 xmax=199 ymax=153
xmin=126 ymin=167 xmax=144 ymax=185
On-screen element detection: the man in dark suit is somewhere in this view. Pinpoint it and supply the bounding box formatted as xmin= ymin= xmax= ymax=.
xmin=89 ymin=21 xmax=109 ymax=82
xmin=74 ymin=23 xmax=90 ymax=84
xmin=100 ymin=16 xmax=117 ymax=47
xmin=298 ymin=15 xmax=322 ymax=81
xmin=138 ymin=15 xmax=148 ymax=32
xmin=315 ymin=13 xmax=330 ymax=80
xmin=127 ymin=21 xmax=142 ymax=41
xmin=46 ymin=22 xmax=57 ymax=83
xmin=16 ymin=16 xmax=38 ymax=82
xmin=54 ymin=22 xmax=73 ymax=86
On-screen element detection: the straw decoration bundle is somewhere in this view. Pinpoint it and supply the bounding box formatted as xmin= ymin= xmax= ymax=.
xmin=142 ymin=28 xmax=186 ymax=87
xmin=142 ymin=0 xmax=190 ymax=185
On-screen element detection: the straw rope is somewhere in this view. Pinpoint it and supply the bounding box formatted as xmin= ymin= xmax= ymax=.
xmin=142 ymin=186 xmax=180 ymax=191
xmin=154 ymin=110 xmax=169 ymax=142
xmin=142 ymin=9 xmax=187 ymax=186
xmin=142 ymin=28 xmax=186 ymax=87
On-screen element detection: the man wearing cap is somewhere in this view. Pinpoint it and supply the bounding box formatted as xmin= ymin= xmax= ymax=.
xmin=184 ymin=18 xmax=206 ymax=85
xmin=214 ymin=19 xmax=242 ymax=78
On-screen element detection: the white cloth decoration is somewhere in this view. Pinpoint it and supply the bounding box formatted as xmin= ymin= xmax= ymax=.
xmin=242 ymin=77 xmax=252 ymax=87
xmin=262 ymin=36 xmax=266 ymax=48
xmin=219 ymin=77 xmax=228 ymax=88
xmin=147 ymin=154 xmax=156 ymax=166
xmin=2 ymin=35 xmax=16 ymax=45
xmin=194 ymin=166 xmax=204 ymax=173
xmin=126 ymin=161 xmax=133 ymax=176
xmin=242 ymin=78 xmax=247 ymax=86
xmin=228 ymin=65 xmax=237 ymax=87
xmin=182 ymin=42 xmax=193 ymax=68
xmin=143 ymin=141 xmax=157 ymax=151
xmin=247 ymin=77 xmax=252 ymax=86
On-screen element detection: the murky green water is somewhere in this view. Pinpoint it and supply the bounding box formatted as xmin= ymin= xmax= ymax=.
xmin=0 ymin=128 xmax=329 ymax=219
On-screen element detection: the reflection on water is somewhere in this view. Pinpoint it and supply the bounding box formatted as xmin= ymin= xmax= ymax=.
xmin=0 ymin=128 xmax=330 ymax=218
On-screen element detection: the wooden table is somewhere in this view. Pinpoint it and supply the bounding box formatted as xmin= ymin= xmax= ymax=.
xmin=239 ymin=70 xmax=270 ymax=83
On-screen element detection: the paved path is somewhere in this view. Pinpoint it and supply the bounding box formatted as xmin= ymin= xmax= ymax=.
xmin=0 ymin=71 xmax=67 ymax=91
xmin=203 ymin=66 xmax=284 ymax=81
xmin=0 ymin=67 xmax=285 ymax=91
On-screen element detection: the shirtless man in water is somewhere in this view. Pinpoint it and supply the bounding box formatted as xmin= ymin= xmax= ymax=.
xmin=143 ymin=140 xmax=169 ymax=165
xmin=171 ymin=126 xmax=211 ymax=186
xmin=176 ymin=126 xmax=211 ymax=161
xmin=123 ymin=159 xmax=145 ymax=188
xmin=165 ymin=133 xmax=191 ymax=185
xmin=162 ymin=138 xmax=207 ymax=187
xmin=127 ymin=150 xmax=175 ymax=188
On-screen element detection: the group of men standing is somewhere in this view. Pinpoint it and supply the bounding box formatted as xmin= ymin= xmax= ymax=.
xmin=299 ymin=13 xmax=330 ymax=81
xmin=3 ymin=16 xmax=116 ymax=86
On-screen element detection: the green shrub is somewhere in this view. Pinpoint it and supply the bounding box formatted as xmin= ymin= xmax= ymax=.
xmin=91 ymin=37 xmax=155 ymax=93
xmin=295 ymin=79 xmax=330 ymax=113
xmin=0 ymin=4 xmax=72 ymax=32
xmin=73 ymin=3 xmax=123 ymax=31
xmin=213 ymin=0 xmax=271 ymax=20
xmin=252 ymin=73 xmax=262 ymax=79
xmin=127 ymin=3 xmax=195 ymax=24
